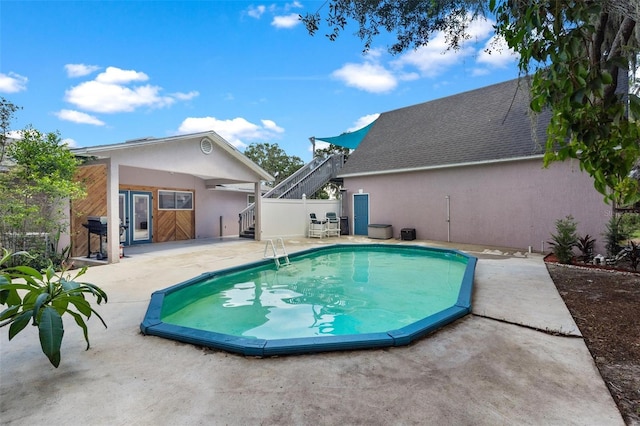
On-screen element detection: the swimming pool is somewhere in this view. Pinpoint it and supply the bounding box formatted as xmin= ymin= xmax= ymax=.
xmin=140 ymin=244 xmax=476 ymax=356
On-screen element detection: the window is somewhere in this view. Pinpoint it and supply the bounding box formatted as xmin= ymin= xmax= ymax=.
xmin=159 ymin=190 xmax=193 ymax=210
xmin=247 ymin=194 xmax=255 ymax=206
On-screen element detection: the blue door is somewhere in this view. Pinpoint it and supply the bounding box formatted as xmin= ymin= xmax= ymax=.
xmin=353 ymin=193 xmax=369 ymax=235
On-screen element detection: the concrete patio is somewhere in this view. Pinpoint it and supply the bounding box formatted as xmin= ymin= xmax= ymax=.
xmin=0 ymin=237 xmax=624 ymax=425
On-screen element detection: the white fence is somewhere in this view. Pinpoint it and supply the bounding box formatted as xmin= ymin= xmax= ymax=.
xmin=260 ymin=198 xmax=342 ymax=239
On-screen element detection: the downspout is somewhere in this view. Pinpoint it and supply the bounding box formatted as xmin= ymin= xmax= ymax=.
xmin=445 ymin=195 xmax=450 ymax=242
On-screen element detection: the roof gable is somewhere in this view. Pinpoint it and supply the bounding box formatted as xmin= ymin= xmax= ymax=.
xmin=340 ymin=78 xmax=550 ymax=177
xmin=71 ymin=131 xmax=274 ymax=183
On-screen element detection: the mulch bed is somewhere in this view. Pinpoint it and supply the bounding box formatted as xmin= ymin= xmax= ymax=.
xmin=545 ymin=256 xmax=640 ymax=425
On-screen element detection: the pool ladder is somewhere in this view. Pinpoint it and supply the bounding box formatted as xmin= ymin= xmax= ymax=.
xmin=264 ymin=238 xmax=290 ymax=269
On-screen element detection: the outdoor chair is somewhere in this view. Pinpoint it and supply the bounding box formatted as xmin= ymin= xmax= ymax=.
xmin=308 ymin=213 xmax=326 ymax=238
xmin=325 ymin=212 xmax=340 ymax=237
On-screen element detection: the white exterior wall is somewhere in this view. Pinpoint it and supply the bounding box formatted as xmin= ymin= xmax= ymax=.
xmin=261 ymin=198 xmax=341 ymax=239
xmin=200 ymin=189 xmax=249 ymax=238
xmin=343 ymin=159 xmax=612 ymax=253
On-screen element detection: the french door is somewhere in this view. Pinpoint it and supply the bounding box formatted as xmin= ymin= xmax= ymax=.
xmin=119 ymin=190 xmax=153 ymax=244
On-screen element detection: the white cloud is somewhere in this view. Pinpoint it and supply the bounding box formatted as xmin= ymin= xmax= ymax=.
xmin=171 ymin=91 xmax=200 ymax=101
xmin=271 ymin=13 xmax=301 ymax=29
xmin=55 ymin=109 xmax=105 ymax=126
xmin=247 ymin=5 xmax=266 ymax=19
xmin=476 ymin=35 xmax=519 ymax=68
xmin=177 ymin=116 xmax=285 ymax=149
xmin=332 ymin=62 xmax=397 ymax=93
xmin=61 ymin=137 xmax=78 ymax=148
xmin=391 ymin=18 xmax=502 ymax=81
xmin=392 ymin=31 xmax=477 ymax=78
xmin=65 ymin=64 xmax=100 ymax=78
xmin=95 ymin=66 xmax=149 ymax=84
xmin=65 ymin=80 xmax=174 ymax=113
xmin=64 ymin=66 xmax=194 ymax=114
xmin=7 ymin=130 xmax=22 ymax=139
xmin=284 ymin=1 xmax=302 ymax=11
xmin=261 ymin=119 xmax=284 ymax=133
xmin=0 ymin=72 xmax=28 ymax=93
xmin=471 ymin=68 xmax=490 ymax=77
xmin=346 ymin=113 xmax=380 ymax=132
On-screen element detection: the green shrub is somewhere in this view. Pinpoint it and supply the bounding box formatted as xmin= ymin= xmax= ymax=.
xmin=576 ymin=234 xmax=596 ymax=263
xmin=548 ymin=215 xmax=578 ymax=264
xmin=0 ymin=249 xmax=107 ymax=367
xmin=603 ymin=215 xmax=630 ymax=258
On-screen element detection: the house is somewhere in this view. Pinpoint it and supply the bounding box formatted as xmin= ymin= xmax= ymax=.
xmin=337 ymin=78 xmax=611 ymax=252
xmin=68 ymin=131 xmax=273 ymax=263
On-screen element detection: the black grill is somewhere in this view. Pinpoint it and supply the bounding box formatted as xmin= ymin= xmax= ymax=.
xmin=82 ymin=216 xmax=108 ymax=259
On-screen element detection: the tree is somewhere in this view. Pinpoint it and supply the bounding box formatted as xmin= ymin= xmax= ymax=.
xmin=302 ymin=1 xmax=640 ymax=204
xmin=0 ymin=97 xmax=21 ymax=164
xmin=243 ymin=142 xmax=304 ymax=185
xmin=0 ymin=126 xmax=86 ymax=269
xmin=314 ymin=143 xmax=351 ymax=160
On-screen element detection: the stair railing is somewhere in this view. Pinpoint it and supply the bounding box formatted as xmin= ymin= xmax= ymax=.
xmin=238 ymin=154 xmax=346 ymax=237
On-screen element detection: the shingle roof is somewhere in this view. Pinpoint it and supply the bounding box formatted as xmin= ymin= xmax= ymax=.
xmin=339 ymin=77 xmax=550 ymax=177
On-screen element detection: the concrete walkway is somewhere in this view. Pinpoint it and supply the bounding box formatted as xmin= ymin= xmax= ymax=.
xmin=0 ymin=237 xmax=623 ymax=425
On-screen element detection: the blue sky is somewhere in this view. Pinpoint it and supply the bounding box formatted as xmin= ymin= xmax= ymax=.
xmin=1 ymin=1 xmax=519 ymax=161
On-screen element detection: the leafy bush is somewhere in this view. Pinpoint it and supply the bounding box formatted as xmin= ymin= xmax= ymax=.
xmin=627 ymin=241 xmax=640 ymax=271
xmin=548 ymin=215 xmax=578 ymax=264
xmin=576 ymin=234 xmax=596 ymax=263
xmin=603 ymin=216 xmax=630 ymax=258
xmin=0 ymin=249 xmax=107 ymax=367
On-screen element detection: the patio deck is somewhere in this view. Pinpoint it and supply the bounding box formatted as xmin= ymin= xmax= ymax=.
xmin=0 ymin=236 xmax=624 ymax=425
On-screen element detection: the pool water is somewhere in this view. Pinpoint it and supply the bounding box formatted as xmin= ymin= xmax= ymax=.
xmin=141 ymin=244 xmax=476 ymax=356
xmin=161 ymin=247 xmax=467 ymax=339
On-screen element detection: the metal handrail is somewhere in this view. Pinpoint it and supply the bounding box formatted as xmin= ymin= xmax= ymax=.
xmin=238 ymin=154 xmax=345 ymax=237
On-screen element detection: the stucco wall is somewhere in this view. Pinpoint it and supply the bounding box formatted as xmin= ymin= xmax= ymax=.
xmin=201 ymin=189 xmax=250 ymax=238
xmin=343 ymin=159 xmax=612 ymax=253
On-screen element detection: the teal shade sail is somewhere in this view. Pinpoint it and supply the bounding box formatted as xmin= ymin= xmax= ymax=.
xmin=315 ymin=120 xmax=376 ymax=149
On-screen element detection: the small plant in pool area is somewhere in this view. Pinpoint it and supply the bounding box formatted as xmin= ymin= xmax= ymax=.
xmin=603 ymin=215 xmax=630 ymax=258
xmin=548 ymin=215 xmax=578 ymax=264
xmin=626 ymin=241 xmax=640 ymax=271
xmin=576 ymin=234 xmax=596 ymax=263
xmin=0 ymin=249 xmax=108 ymax=367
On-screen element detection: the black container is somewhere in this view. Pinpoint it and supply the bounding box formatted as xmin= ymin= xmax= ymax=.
xmin=340 ymin=216 xmax=349 ymax=235
xmin=401 ymin=228 xmax=416 ymax=241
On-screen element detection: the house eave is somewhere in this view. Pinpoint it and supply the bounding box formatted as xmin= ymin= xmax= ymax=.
xmin=70 ymin=130 xmax=274 ymax=182
xmin=338 ymin=154 xmax=545 ymax=178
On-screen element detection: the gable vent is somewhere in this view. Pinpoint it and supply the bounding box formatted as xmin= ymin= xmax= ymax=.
xmin=200 ymin=138 xmax=213 ymax=154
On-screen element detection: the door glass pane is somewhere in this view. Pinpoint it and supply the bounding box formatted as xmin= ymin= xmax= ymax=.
xmin=176 ymin=192 xmax=193 ymax=209
xmin=133 ymin=194 xmax=150 ymax=241
xmin=158 ymin=191 xmax=175 ymax=209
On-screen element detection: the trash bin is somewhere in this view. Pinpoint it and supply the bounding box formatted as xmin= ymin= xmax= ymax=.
xmin=401 ymin=228 xmax=416 ymax=241
xmin=340 ymin=216 xmax=349 ymax=235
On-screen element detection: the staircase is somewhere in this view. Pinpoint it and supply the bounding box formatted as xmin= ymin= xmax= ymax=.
xmin=239 ymin=154 xmax=346 ymax=238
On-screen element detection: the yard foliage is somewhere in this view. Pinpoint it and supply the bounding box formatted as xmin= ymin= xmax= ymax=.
xmin=0 ymin=101 xmax=86 ymax=269
xmin=244 ymin=142 xmax=304 ymax=186
xmin=0 ymin=249 xmax=107 ymax=367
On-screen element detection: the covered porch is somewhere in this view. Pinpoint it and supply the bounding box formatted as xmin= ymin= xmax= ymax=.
xmin=69 ymin=131 xmax=273 ymax=264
